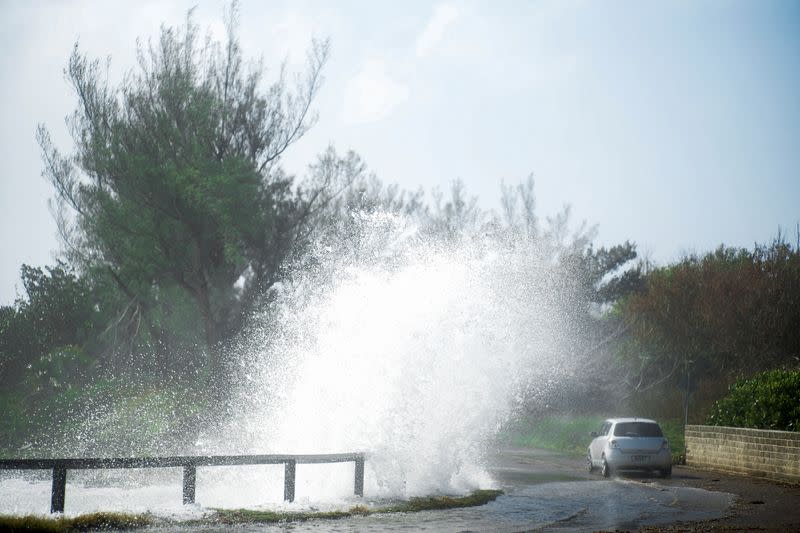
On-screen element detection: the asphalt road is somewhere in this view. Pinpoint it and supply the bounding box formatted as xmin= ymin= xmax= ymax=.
xmin=218 ymin=448 xmax=787 ymax=532
xmin=486 ymin=447 xmax=732 ymax=532
xmin=635 ymin=458 xmax=800 ymax=532
xmin=490 ymin=447 xmax=800 ymax=532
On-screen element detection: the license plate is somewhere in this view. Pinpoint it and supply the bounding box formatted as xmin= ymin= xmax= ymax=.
xmin=631 ymin=455 xmax=650 ymax=462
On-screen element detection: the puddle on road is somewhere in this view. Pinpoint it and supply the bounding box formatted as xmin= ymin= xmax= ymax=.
xmin=195 ymin=480 xmax=732 ymax=533
xmin=491 ymin=469 xmax=584 ymax=485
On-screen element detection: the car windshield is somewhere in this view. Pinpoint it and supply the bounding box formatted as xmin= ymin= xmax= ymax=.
xmin=613 ymin=422 xmax=663 ymax=437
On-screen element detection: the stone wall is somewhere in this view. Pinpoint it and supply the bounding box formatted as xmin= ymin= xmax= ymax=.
xmin=685 ymin=425 xmax=800 ymax=483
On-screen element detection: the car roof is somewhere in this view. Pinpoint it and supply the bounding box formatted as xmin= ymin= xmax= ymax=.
xmin=604 ymin=417 xmax=659 ymax=424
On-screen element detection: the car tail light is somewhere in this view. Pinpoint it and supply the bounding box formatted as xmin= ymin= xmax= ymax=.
xmin=609 ymin=439 xmax=619 ymax=449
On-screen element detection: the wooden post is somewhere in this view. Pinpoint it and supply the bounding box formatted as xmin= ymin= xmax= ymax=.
xmin=51 ymin=466 xmax=66 ymax=514
xmin=182 ymin=464 xmax=196 ymax=504
xmin=354 ymin=457 xmax=364 ymax=497
xmin=284 ymin=460 xmax=296 ymax=502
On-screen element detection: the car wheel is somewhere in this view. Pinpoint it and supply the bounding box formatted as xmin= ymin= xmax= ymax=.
xmin=660 ymin=466 xmax=672 ymax=478
xmin=601 ymin=457 xmax=612 ymax=478
xmin=586 ymin=452 xmax=595 ymax=473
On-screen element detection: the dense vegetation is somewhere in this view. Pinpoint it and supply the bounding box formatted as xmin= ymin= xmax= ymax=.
xmin=616 ymin=238 xmax=800 ymax=424
xmin=1 ymin=5 xmax=798 ymax=457
xmin=707 ymin=369 xmax=800 ymax=431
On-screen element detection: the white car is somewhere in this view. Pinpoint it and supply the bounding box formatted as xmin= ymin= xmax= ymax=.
xmin=587 ymin=418 xmax=672 ymax=478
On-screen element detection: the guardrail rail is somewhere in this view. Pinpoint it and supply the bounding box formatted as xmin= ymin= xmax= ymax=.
xmin=0 ymin=452 xmax=366 ymax=513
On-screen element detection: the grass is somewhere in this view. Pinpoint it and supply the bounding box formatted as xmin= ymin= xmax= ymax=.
xmin=510 ymin=415 xmax=605 ymax=456
xmin=0 ymin=490 xmax=504 ymax=531
xmin=0 ymin=512 xmax=153 ymax=532
xmin=207 ymin=509 xmax=356 ymax=525
xmin=381 ymin=490 xmax=504 ymax=513
xmin=207 ymin=489 xmax=503 ymax=525
xmin=511 ymin=415 xmax=687 ymax=464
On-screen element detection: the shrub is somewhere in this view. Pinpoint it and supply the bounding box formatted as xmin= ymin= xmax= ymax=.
xmin=706 ymin=369 xmax=800 ymax=431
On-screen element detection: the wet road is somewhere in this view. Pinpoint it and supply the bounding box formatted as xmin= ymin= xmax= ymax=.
xmin=175 ymin=449 xmax=733 ymax=532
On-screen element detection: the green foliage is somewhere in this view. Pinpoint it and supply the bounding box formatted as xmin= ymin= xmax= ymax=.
xmin=0 ymin=392 xmax=28 ymax=447
xmin=707 ymin=369 xmax=800 ymax=431
xmin=576 ymin=241 xmax=644 ymax=305
xmin=36 ymin=7 xmax=346 ymax=373
xmin=659 ymin=419 xmax=686 ymax=464
xmin=1 ymin=375 xmax=210 ymax=455
xmin=26 ymin=346 xmax=91 ymax=392
xmin=0 ymin=263 xmax=102 ymax=392
xmin=0 ymin=261 xmax=201 ymax=450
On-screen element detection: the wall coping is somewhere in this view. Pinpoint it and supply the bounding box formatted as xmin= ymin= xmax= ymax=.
xmin=686 ymin=425 xmax=800 ymax=441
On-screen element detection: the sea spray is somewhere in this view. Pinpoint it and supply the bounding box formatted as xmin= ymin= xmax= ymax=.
xmin=0 ymin=210 xmax=586 ymax=513
xmin=214 ymin=211 xmax=578 ymax=499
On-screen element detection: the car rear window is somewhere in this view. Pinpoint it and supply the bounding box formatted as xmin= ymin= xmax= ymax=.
xmin=613 ymin=422 xmax=663 ymax=437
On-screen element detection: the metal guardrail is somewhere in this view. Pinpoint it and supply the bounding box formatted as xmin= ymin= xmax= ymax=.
xmin=0 ymin=452 xmax=366 ymax=513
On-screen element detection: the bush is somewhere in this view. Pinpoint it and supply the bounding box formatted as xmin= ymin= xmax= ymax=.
xmin=658 ymin=419 xmax=686 ymax=464
xmin=706 ymin=369 xmax=800 ymax=431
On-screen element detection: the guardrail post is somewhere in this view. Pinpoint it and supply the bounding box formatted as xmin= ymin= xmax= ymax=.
xmin=354 ymin=456 xmax=364 ymax=497
xmin=284 ymin=459 xmax=296 ymax=502
xmin=51 ymin=465 xmax=67 ymax=513
xmin=0 ymin=451 xmax=366 ymax=513
xmin=182 ymin=464 xmax=196 ymax=504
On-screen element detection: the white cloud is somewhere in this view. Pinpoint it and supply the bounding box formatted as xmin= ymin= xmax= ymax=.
xmin=272 ymin=10 xmax=315 ymax=65
xmin=341 ymin=59 xmax=409 ymax=125
xmin=415 ymin=3 xmax=460 ymax=58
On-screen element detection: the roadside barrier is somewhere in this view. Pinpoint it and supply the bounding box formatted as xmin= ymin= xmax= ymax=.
xmin=0 ymin=452 xmax=366 ymax=513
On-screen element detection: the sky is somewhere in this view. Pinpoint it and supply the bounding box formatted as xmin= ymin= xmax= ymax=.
xmin=1 ymin=0 xmax=798 ymax=304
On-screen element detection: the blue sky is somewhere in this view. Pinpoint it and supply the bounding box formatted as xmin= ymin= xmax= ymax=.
xmin=1 ymin=0 xmax=798 ymax=304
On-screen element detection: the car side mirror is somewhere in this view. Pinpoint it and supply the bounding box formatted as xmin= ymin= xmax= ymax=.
xmin=590 ymin=431 xmax=598 ymax=438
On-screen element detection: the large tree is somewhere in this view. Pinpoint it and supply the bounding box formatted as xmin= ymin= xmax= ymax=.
xmin=38 ymin=8 xmax=347 ymax=371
